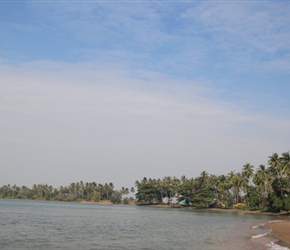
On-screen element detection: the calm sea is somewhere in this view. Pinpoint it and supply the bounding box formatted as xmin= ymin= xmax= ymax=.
xmin=0 ymin=199 xmax=284 ymax=250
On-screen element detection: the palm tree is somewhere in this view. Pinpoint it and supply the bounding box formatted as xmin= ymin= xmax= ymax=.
xmin=68 ymin=182 xmax=76 ymax=201
xmin=84 ymin=182 xmax=90 ymax=200
xmin=135 ymin=180 xmax=140 ymax=190
xmin=253 ymin=164 xmax=273 ymax=208
xmin=172 ymin=177 xmax=180 ymax=203
xmin=163 ymin=176 xmax=173 ymax=204
xmin=178 ymin=178 xmax=196 ymax=200
xmin=280 ymin=151 xmax=290 ymax=177
xmin=121 ymin=187 xmax=129 ymax=195
xmin=104 ymin=183 xmax=109 ymax=200
xmin=109 ymin=182 xmax=114 ymax=198
xmin=216 ymin=174 xmax=229 ymax=206
xmin=155 ymin=179 xmax=164 ymax=204
xmin=242 ymin=163 xmax=254 ymax=183
xmin=197 ymin=171 xmax=209 ymax=190
xmin=208 ymin=174 xmax=218 ymax=199
xmin=227 ymin=171 xmax=244 ymax=205
xmin=98 ymin=183 xmax=104 ymax=199
xmin=80 ymin=181 xmax=84 ymax=199
xmin=235 ymin=173 xmax=246 ymax=203
xmin=242 ymin=163 xmax=254 ymax=204
xmin=268 ymin=153 xmax=282 ymax=178
xmin=75 ymin=182 xmax=80 ymax=199
xmin=268 ymin=153 xmax=283 ymax=197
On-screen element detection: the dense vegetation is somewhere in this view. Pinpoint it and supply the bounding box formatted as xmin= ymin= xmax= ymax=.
xmin=1 ymin=151 xmax=289 ymax=212
xmin=0 ymin=181 xmax=134 ymax=204
xmin=134 ymin=152 xmax=290 ymax=212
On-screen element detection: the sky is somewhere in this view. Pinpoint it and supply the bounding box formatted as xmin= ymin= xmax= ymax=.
xmin=1 ymin=0 xmax=290 ymax=189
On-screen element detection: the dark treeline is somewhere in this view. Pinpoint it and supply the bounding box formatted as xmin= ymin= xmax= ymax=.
xmin=135 ymin=152 xmax=290 ymax=212
xmin=0 ymin=181 xmax=134 ymax=204
xmin=1 ymin=151 xmax=290 ymax=212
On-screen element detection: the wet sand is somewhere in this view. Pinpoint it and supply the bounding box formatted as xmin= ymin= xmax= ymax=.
xmin=266 ymin=221 xmax=290 ymax=243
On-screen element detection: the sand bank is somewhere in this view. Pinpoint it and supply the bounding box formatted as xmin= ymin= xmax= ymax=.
xmin=266 ymin=221 xmax=290 ymax=244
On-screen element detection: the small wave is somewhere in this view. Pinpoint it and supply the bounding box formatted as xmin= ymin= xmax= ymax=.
xmin=266 ymin=241 xmax=290 ymax=250
xmin=252 ymin=223 xmax=265 ymax=229
xmin=251 ymin=230 xmax=272 ymax=238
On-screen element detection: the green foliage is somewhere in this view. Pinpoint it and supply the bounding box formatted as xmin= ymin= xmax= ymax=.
xmin=109 ymin=190 xmax=123 ymax=204
xmin=283 ymin=196 xmax=290 ymax=212
xmin=192 ymin=188 xmax=215 ymax=208
xmin=272 ymin=177 xmax=289 ymax=198
xmin=110 ymin=195 xmax=121 ymax=204
xmin=135 ymin=183 xmax=161 ymax=204
xmin=272 ymin=197 xmax=283 ymax=212
xmin=1 ymin=151 xmax=290 ymax=214
xmin=122 ymin=197 xmax=129 ymax=204
xmin=248 ymin=188 xmax=260 ymax=210
xmin=268 ymin=194 xmax=283 ymax=212
xmin=92 ymin=192 xmax=101 ymax=201
xmin=0 ymin=181 xmax=127 ymax=203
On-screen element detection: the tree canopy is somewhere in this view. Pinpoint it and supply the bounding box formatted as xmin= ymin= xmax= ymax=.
xmin=1 ymin=151 xmax=289 ymax=212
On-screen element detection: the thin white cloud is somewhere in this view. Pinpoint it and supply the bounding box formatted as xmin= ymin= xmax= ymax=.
xmin=1 ymin=1 xmax=289 ymax=188
xmin=181 ymin=1 xmax=290 ymax=72
xmin=1 ymin=61 xmax=289 ymax=188
xmin=2 ymin=1 xmax=289 ymax=75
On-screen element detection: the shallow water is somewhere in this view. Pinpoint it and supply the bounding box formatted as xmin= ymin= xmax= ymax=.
xmin=0 ymin=199 xmax=279 ymax=250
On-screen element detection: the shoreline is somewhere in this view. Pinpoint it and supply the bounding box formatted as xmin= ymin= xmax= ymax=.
xmin=2 ymin=198 xmax=290 ymax=248
xmin=149 ymin=203 xmax=290 ymax=216
xmin=265 ymin=220 xmax=290 ymax=246
xmin=151 ymin=204 xmax=290 ymax=249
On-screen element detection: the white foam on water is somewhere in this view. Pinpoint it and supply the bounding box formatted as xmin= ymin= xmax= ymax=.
xmin=252 ymin=223 xmax=265 ymax=229
xmin=266 ymin=241 xmax=290 ymax=250
xmin=251 ymin=220 xmax=290 ymax=250
xmin=251 ymin=230 xmax=272 ymax=238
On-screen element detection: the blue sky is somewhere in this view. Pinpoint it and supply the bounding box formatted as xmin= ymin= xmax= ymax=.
xmin=1 ymin=0 xmax=290 ymax=188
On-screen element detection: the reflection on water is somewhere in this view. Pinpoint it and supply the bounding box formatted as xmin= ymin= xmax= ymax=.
xmin=0 ymin=199 xmax=276 ymax=250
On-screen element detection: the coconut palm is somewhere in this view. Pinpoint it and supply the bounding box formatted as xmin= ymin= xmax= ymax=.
xmin=155 ymin=178 xmax=164 ymax=204
xmin=253 ymin=164 xmax=273 ymax=208
xmin=280 ymin=151 xmax=290 ymax=177
xmin=227 ymin=171 xmax=244 ymax=204
xmin=242 ymin=163 xmax=254 ymax=204
xmin=242 ymin=163 xmax=254 ymax=183
xmin=163 ymin=176 xmax=173 ymax=203
xmin=216 ymin=174 xmax=230 ymax=206
xmin=268 ymin=153 xmax=284 ymax=197
xmin=197 ymin=171 xmax=209 ymax=189
xmin=208 ymin=174 xmax=218 ymax=198
xmin=268 ymin=153 xmax=282 ymax=178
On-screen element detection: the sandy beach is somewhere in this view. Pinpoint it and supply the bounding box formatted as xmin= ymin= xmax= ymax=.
xmin=266 ymin=220 xmax=290 ymax=244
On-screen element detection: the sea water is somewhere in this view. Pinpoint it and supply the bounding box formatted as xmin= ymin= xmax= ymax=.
xmin=0 ymin=199 xmax=284 ymax=250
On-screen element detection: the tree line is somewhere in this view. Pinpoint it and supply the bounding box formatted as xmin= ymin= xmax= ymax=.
xmin=1 ymin=151 xmax=289 ymax=212
xmin=0 ymin=181 xmax=134 ymax=204
xmin=135 ymin=151 xmax=290 ymax=212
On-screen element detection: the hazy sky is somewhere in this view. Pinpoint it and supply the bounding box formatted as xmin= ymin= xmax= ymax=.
xmin=1 ymin=0 xmax=290 ymax=189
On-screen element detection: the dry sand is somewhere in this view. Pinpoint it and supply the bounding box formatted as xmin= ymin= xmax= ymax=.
xmin=266 ymin=221 xmax=290 ymax=243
